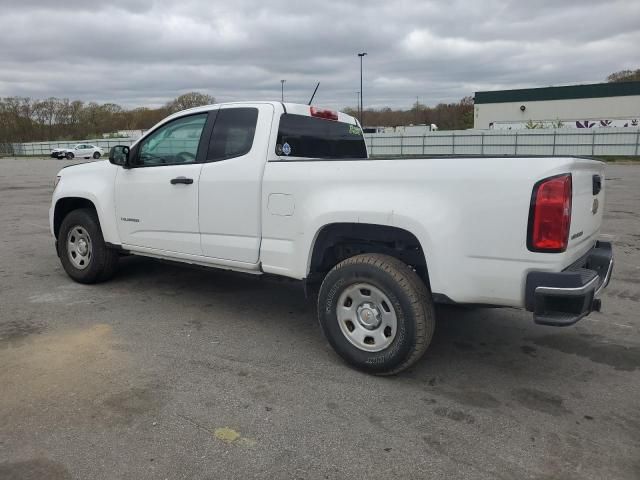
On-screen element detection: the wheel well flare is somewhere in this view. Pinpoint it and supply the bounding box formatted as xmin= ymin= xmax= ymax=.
xmin=53 ymin=197 xmax=97 ymax=238
xmin=309 ymin=223 xmax=429 ymax=287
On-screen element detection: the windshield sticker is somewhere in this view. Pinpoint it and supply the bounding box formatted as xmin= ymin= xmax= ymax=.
xmin=349 ymin=125 xmax=362 ymax=135
xmin=282 ymin=142 xmax=292 ymax=155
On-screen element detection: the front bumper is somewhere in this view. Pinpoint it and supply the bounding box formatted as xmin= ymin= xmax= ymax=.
xmin=525 ymin=241 xmax=613 ymax=326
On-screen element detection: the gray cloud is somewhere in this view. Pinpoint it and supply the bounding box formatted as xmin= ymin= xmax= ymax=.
xmin=0 ymin=0 xmax=638 ymax=109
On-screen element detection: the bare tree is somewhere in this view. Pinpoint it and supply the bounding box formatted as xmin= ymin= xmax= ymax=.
xmin=165 ymin=92 xmax=216 ymax=113
xmin=607 ymin=69 xmax=640 ymax=82
xmin=1 ymin=91 xmax=476 ymax=145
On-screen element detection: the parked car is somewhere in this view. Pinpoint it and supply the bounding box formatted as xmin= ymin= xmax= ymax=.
xmin=49 ymin=101 xmax=613 ymax=375
xmin=51 ymin=144 xmax=104 ymax=160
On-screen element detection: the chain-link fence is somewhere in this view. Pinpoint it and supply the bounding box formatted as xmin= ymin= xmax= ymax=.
xmin=0 ymin=142 xmax=15 ymax=157
xmin=365 ymin=128 xmax=640 ymax=157
xmin=8 ymin=138 xmax=136 ymax=157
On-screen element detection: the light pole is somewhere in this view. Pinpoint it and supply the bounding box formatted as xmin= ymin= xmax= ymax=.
xmin=356 ymin=91 xmax=360 ymax=116
xmin=357 ymin=52 xmax=367 ymax=126
xmin=280 ymin=79 xmax=286 ymax=102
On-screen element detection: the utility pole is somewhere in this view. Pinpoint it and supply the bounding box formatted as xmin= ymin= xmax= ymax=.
xmin=357 ymin=52 xmax=367 ymax=126
xmin=280 ymin=79 xmax=286 ymax=102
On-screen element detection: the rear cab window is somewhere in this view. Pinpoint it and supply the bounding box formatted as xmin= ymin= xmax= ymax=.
xmin=275 ymin=113 xmax=367 ymax=159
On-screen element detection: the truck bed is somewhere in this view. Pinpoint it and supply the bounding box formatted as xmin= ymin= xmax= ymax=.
xmin=261 ymin=155 xmax=605 ymax=307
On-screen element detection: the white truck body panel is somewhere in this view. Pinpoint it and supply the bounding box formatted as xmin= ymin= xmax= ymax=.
xmin=115 ymin=163 xmax=204 ymax=255
xmin=198 ymin=103 xmax=275 ymax=263
xmin=260 ymin=156 xmax=605 ymax=306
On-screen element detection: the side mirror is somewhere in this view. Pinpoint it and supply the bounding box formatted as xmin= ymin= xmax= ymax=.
xmin=109 ymin=145 xmax=130 ymax=167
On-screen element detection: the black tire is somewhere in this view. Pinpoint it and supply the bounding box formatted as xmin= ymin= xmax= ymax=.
xmin=57 ymin=208 xmax=118 ymax=284
xmin=318 ymin=253 xmax=435 ymax=375
xmin=93 ymin=152 xmax=101 ymax=159
xmin=66 ymin=152 xmax=74 ymax=159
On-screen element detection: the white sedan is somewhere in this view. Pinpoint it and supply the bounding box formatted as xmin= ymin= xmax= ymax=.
xmin=51 ymin=144 xmax=104 ymax=160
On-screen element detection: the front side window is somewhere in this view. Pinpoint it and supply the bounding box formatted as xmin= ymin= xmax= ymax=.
xmin=275 ymin=114 xmax=367 ymax=159
xmin=207 ymin=108 xmax=258 ymax=161
xmin=134 ymin=113 xmax=208 ymax=166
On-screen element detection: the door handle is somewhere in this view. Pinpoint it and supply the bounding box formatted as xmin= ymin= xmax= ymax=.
xmin=170 ymin=177 xmax=194 ymax=185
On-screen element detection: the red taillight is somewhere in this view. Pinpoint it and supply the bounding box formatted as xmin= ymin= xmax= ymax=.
xmin=527 ymin=174 xmax=572 ymax=252
xmin=310 ymin=107 xmax=338 ymax=121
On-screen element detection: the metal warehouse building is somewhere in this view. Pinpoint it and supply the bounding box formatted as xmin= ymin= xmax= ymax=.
xmin=474 ymin=81 xmax=640 ymax=130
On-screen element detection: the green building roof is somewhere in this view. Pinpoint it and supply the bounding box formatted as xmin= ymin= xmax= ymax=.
xmin=474 ymin=81 xmax=640 ymax=104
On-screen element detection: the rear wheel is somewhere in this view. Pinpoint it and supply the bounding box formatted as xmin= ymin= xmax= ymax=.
xmin=93 ymin=151 xmax=101 ymax=159
xmin=57 ymin=208 xmax=118 ymax=283
xmin=317 ymin=253 xmax=435 ymax=375
xmin=65 ymin=152 xmax=74 ymax=159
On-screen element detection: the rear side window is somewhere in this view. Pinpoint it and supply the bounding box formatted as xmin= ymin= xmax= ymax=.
xmin=276 ymin=114 xmax=367 ymax=159
xmin=207 ymin=108 xmax=258 ymax=161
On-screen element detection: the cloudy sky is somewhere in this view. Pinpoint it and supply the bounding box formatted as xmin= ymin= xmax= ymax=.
xmin=0 ymin=0 xmax=638 ymax=110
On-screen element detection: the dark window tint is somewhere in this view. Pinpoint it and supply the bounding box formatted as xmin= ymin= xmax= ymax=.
xmin=208 ymin=108 xmax=258 ymax=161
xmin=276 ymin=114 xmax=367 ymax=159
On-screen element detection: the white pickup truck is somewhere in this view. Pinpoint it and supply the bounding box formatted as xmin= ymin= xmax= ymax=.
xmin=50 ymin=101 xmax=614 ymax=374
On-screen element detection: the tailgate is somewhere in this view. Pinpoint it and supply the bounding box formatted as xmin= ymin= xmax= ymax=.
xmin=568 ymin=159 xmax=606 ymax=252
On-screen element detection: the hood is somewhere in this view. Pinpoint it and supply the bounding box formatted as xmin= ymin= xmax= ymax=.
xmin=58 ymin=159 xmax=108 ymax=174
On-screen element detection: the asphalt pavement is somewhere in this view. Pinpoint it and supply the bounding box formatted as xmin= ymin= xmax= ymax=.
xmin=1 ymin=158 xmax=639 ymax=479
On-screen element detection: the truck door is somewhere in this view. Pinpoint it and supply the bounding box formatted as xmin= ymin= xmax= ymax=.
xmin=114 ymin=112 xmax=210 ymax=255
xmin=198 ymin=104 xmax=274 ymax=264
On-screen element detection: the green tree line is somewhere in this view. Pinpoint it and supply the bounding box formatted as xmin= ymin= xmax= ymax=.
xmin=345 ymin=96 xmax=474 ymax=130
xmin=1 ymin=91 xmax=473 ymax=144
xmin=0 ymin=92 xmax=215 ymax=143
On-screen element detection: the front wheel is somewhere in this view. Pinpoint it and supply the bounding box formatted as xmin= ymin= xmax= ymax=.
xmin=93 ymin=151 xmax=101 ymax=159
xmin=65 ymin=152 xmax=74 ymax=159
xmin=317 ymin=253 xmax=435 ymax=375
xmin=57 ymin=208 xmax=118 ymax=283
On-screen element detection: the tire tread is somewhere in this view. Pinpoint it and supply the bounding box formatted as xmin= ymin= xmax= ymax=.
xmin=318 ymin=253 xmax=435 ymax=375
xmin=58 ymin=208 xmax=118 ymax=284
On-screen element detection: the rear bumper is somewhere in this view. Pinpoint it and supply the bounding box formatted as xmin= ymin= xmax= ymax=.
xmin=525 ymin=241 xmax=613 ymax=326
